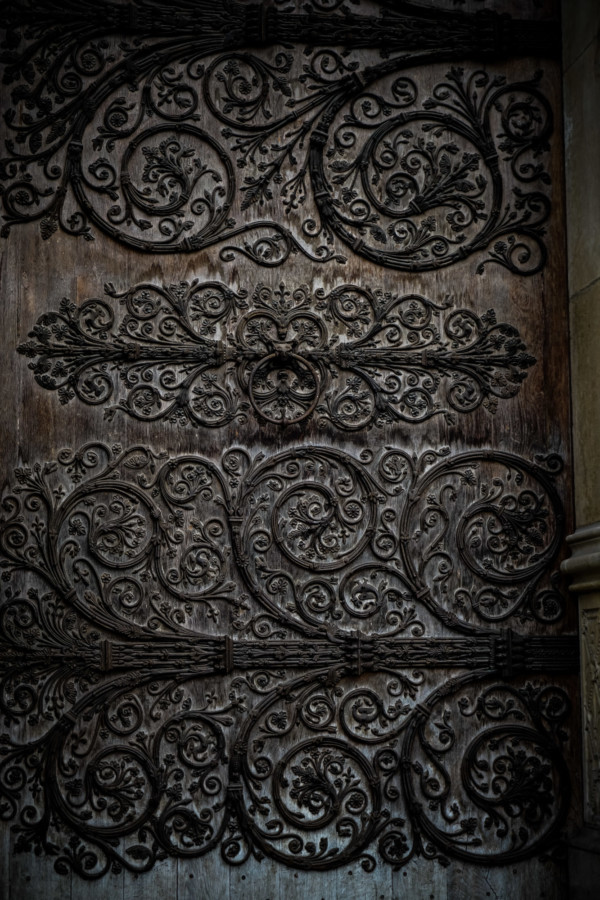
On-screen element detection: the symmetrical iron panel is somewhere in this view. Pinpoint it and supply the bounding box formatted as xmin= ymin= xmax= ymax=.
xmin=19 ymin=279 xmax=535 ymax=428
xmin=0 ymin=1 xmax=555 ymax=273
xmin=0 ymin=0 xmax=577 ymax=889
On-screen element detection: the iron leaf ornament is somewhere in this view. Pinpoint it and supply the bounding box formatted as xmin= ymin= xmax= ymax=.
xmin=19 ymin=279 xmax=536 ymax=428
xmin=0 ymin=444 xmax=577 ymax=879
xmin=0 ymin=0 xmax=573 ymax=884
xmin=0 ymin=0 xmax=556 ymax=274
xmin=0 ymin=441 xmax=576 ymax=876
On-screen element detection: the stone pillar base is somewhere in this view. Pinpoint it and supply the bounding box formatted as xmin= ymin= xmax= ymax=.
xmin=563 ymin=523 xmax=600 ymax=898
xmin=562 ymin=523 xmax=600 ymax=830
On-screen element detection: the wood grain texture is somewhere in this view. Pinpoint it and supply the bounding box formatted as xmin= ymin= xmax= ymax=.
xmin=0 ymin=0 xmax=577 ymax=898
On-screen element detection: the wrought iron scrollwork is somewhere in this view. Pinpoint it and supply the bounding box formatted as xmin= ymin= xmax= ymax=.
xmin=0 ymin=0 xmax=572 ymax=882
xmin=19 ymin=279 xmax=535 ymax=429
xmin=0 ymin=441 xmax=576 ymax=876
xmin=0 ymin=442 xmax=570 ymax=650
xmin=1 ymin=1 xmax=554 ymax=274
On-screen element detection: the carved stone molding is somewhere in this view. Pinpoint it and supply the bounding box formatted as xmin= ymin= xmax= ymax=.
xmin=562 ymin=523 xmax=600 ymax=830
xmin=562 ymin=523 xmax=600 ymax=594
xmin=19 ymin=279 xmax=535 ymax=429
xmin=0 ymin=1 xmax=555 ymax=273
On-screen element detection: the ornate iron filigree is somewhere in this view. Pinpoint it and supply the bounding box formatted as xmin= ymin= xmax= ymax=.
xmin=1 ymin=1 xmax=555 ymax=273
xmin=0 ymin=658 xmax=575 ymax=878
xmin=19 ymin=279 xmax=535 ymax=428
xmin=0 ymin=1 xmax=573 ymax=882
xmin=0 ymin=442 xmax=570 ymax=666
xmin=0 ymin=441 xmax=576 ymax=876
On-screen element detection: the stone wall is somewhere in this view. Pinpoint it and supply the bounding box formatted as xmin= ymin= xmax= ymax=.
xmin=562 ymin=1 xmax=600 ymax=895
xmin=564 ymin=0 xmax=600 ymax=527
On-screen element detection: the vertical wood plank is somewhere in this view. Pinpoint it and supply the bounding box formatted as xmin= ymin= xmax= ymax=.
xmin=277 ymin=868 xmax=338 ymax=900
xmin=8 ymin=852 xmax=71 ymax=900
xmin=444 ymin=860 xmax=566 ymax=900
xmin=392 ymin=863 xmax=448 ymax=900
xmin=228 ymin=855 xmax=280 ymax=900
xmin=0 ymin=4 xmax=577 ymax=900
xmin=0 ymin=834 xmax=10 ymax=900
xmin=71 ymin=870 xmax=122 ymax=900
xmin=177 ymin=853 xmax=231 ymax=900
xmin=336 ymin=860 xmax=392 ymax=900
xmin=122 ymin=858 xmax=176 ymax=900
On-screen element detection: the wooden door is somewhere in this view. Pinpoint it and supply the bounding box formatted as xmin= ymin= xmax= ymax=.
xmin=0 ymin=1 xmax=580 ymax=898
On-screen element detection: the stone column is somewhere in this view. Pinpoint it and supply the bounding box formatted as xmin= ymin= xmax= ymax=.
xmin=563 ymin=525 xmax=600 ymax=824
xmin=561 ymin=1 xmax=600 ymax=896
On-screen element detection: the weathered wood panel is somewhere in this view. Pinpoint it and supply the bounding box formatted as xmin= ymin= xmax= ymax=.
xmin=0 ymin=1 xmax=578 ymax=898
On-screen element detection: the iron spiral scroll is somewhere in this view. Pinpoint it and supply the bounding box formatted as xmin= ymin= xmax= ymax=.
xmin=19 ymin=278 xmax=536 ymax=430
xmin=0 ymin=440 xmax=577 ymax=877
xmin=0 ymin=0 xmax=574 ymax=884
xmin=1 ymin=0 xmax=555 ymax=274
